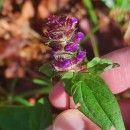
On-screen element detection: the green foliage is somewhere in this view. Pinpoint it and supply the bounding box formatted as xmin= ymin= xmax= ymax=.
xmin=102 ymin=0 xmax=130 ymax=9
xmin=101 ymin=0 xmax=115 ymax=8
xmin=80 ymin=25 xmax=100 ymax=43
xmin=32 ymin=79 xmax=49 ymax=86
xmin=102 ymin=0 xmax=130 ymax=22
xmin=12 ymin=97 xmax=32 ymax=106
xmin=18 ymin=87 xmax=51 ymax=98
xmin=0 ymin=0 xmax=4 ymax=10
xmin=0 ymin=99 xmax=52 ymax=130
xmin=117 ymin=0 xmax=130 ymax=22
xmin=62 ymin=73 xmax=125 ymax=130
xmin=39 ymin=63 xmax=55 ymax=78
xmin=87 ymin=57 xmax=119 ymax=74
xmin=82 ymin=0 xmax=98 ymax=25
xmin=29 ymin=99 xmax=52 ymax=130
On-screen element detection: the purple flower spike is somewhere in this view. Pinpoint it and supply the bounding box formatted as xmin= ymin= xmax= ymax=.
xmin=45 ymin=15 xmax=87 ymax=72
xmin=76 ymin=51 xmax=86 ymax=63
xmin=62 ymin=59 xmax=72 ymax=68
xmin=76 ymin=32 xmax=84 ymax=42
xmin=64 ymin=42 xmax=78 ymax=52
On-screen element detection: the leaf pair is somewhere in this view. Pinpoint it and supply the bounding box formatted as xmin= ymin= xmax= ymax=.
xmin=62 ymin=57 xmax=125 ymax=130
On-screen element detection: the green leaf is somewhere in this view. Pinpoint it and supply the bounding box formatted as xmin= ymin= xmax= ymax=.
xmin=29 ymin=99 xmax=52 ymax=130
xmin=0 ymin=99 xmax=52 ymax=130
xmin=0 ymin=107 xmax=30 ymax=130
xmin=87 ymin=57 xmax=119 ymax=74
xmin=71 ymin=73 xmax=125 ymax=130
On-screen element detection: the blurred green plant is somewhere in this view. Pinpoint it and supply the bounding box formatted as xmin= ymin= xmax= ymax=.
xmin=102 ymin=0 xmax=130 ymax=22
xmin=83 ymin=0 xmax=98 ymax=25
xmin=0 ymin=0 xmax=4 ymax=10
xmin=0 ymin=98 xmax=52 ymax=130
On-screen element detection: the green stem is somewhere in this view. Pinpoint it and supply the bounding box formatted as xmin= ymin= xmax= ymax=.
xmin=19 ymin=86 xmax=52 ymax=98
xmin=0 ymin=86 xmax=8 ymax=96
xmin=83 ymin=0 xmax=98 ymax=25
xmin=10 ymin=78 xmax=17 ymax=94
xmin=9 ymin=78 xmax=18 ymax=103
xmin=89 ymin=34 xmax=100 ymax=57
xmin=80 ymin=25 xmax=100 ymax=44
xmin=23 ymin=66 xmax=51 ymax=83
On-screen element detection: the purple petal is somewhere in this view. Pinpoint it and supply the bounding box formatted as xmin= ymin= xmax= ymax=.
xmin=64 ymin=42 xmax=78 ymax=52
xmin=51 ymin=59 xmax=74 ymax=71
xmin=71 ymin=17 xmax=78 ymax=28
xmin=76 ymin=51 xmax=86 ymax=62
xmin=76 ymin=32 xmax=84 ymax=42
xmin=72 ymin=17 xmax=78 ymax=23
xmin=62 ymin=59 xmax=72 ymax=68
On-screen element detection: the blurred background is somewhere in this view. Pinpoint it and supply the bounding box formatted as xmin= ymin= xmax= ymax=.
xmin=0 ymin=0 xmax=130 ymax=106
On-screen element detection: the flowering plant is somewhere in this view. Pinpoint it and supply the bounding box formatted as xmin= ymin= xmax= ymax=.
xmin=41 ymin=15 xmax=125 ymax=130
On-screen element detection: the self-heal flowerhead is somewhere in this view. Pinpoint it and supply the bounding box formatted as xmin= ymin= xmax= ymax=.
xmin=45 ymin=15 xmax=86 ymax=71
